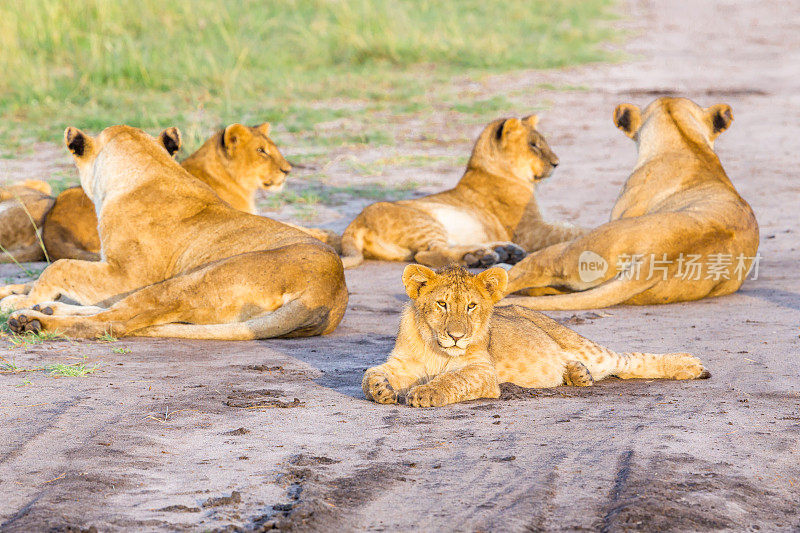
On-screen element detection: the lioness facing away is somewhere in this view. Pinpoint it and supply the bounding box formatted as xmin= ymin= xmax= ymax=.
xmin=363 ymin=265 xmax=709 ymax=408
xmin=0 ymin=180 xmax=54 ymax=263
xmin=504 ymin=97 xmax=759 ymax=309
xmin=1 ymin=125 xmax=347 ymax=340
xmin=43 ymin=122 xmax=338 ymax=261
xmin=340 ymin=116 xmax=586 ymax=269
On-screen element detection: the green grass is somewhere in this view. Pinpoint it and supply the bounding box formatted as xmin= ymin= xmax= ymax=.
xmin=0 ymin=0 xmax=618 ymax=149
xmin=96 ymin=330 xmax=118 ymax=343
xmin=46 ymin=362 xmax=100 ymax=377
xmin=262 ymin=181 xmax=420 ymax=209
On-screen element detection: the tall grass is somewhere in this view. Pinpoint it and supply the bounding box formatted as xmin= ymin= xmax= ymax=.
xmin=0 ymin=0 xmax=616 ymax=146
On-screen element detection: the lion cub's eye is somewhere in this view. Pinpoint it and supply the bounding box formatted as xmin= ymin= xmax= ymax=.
xmin=257 ymin=147 xmax=268 ymax=156
xmin=436 ymin=301 xmax=447 ymax=309
xmin=467 ymin=303 xmax=477 ymax=311
xmin=529 ymin=141 xmax=538 ymax=149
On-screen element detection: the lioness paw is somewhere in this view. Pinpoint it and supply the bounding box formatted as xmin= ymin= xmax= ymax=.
xmin=463 ymin=248 xmax=500 ymax=268
xmin=407 ymin=385 xmax=449 ymax=408
xmin=7 ymin=311 xmax=43 ymax=334
xmin=363 ymin=372 xmax=398 ymax=404
xmin=670 ymin=353 xmax=711 ymax=380
xmin=493 ymin=243 xmax=526 ymax=265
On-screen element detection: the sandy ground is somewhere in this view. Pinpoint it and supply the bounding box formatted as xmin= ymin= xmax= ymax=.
xmin=2 ymin=0 xmax=800 ymax=531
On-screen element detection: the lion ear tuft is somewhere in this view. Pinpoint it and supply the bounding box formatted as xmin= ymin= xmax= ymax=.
xmin=402 ymin=264 xmax=436 ymax=299
xmin=521 ymin=114 xmax=539 ymax=129
xmin=613 ymin=104 xmax=642 ymax=138
xmin=255 ymin=122 xmax=271 ymax=136
xmin=158 ymin=127 xmax=182 ymax=156
xmin=476 ymin=267 xmax=508 ymax=303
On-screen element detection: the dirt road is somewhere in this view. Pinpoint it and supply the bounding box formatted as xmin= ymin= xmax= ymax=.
xmin=1 ymin=0 xmax=799 ymax=531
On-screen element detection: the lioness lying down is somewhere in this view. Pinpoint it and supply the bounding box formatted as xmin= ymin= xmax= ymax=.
xmin=0 ymin=180 xmax=54 ymax=263
xmin=340 ymin=115 xmax=586 ymax=269
xmin=363 ymin=265 xmax=709 ymax=407
xmin=504 ymin=97 xmax=759 ymax=310
xmin=0 ymin=125 xmax=347 ymax=339
xmin=42 ymin=122 xmax=338 ymax=261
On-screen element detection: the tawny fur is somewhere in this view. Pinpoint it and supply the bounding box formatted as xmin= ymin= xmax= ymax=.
xmin=363 ymin=265 xmax=709 ymax=407
xmin=0 ymin=125 xmax=348 ymax=340
xmin=340 ymin=115 xmax=586 ymax=269
xmin=504 ymin=97 xmax=759 ymax=309
xmin=0 ymin=180 xmax=54 ymax=263
xmin=42 ymin=122 xmax=339 ymax=261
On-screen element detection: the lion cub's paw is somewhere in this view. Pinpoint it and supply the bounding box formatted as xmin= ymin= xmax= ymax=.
xmin=7 ymin=311 xmax=43 ymax=334
xmin=406 ymin=384 xmax=449 ymax=408
xmin=463 ymin=248 xmax=501 ymax=268
xmin=363 ymin=372 xmax=398 ymax=404
xmin=564 ymin=360 xmax=594 ymax=387
xmin=670 ymin=353 xmax=711 ymax=380
xmin=492 ymin=243 xmax=526 ymax=265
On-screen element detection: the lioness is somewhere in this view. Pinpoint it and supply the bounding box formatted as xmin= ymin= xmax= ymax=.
xmin=363 ymin=265 xmax=709 ymax=407
xmin=43 ymin=122 xmax=338 ymax=261
xmin=1 ymin=125 xmax=347 ymax=340
xmin=504 ymin=97 xmax=759 ymax=309
xmin=0 ymin=180 xmax=54 ymax=263
xmin=340 ymin=116 xmax=586 ymax=269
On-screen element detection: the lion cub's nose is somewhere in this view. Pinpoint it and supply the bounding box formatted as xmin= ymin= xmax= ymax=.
xmin=551 ymin=159 xmax=559 ymax=167
xmin=448 ymin=331 xmax=465 ymax=341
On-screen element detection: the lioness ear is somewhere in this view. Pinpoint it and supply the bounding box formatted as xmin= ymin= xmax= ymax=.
xmin=402 ymin=264 xmax=436 ymax=300
xmin=495 ymin=118 xmax=524 ymax=143
xmin=158 ymin=127 xmax=182 ymax=156
xmin=613 ymin=104 xmax=642 ymax=138
xmin=476 ymin=267 xmax=508 ymax=303
xmin=221 ymin=123 xmax=249 ymax=157
xmin=521 ymin=114 xmax=539 ymax=129
xmin=64 ymin=127 xmax=93 ymax=158
xmin=255 ymin=122 xmax=271 ymax=136
xmin=705 ymin=104 xmax=733 ymax=140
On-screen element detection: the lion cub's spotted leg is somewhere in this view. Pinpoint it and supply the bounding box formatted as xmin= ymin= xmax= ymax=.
xmin=563 ymin=360 xmax=594 ymax=387
xmin=363 ymin=357 xmax=427 ymax=405
xmin=407 ymin=357 xmax=500 ymax=408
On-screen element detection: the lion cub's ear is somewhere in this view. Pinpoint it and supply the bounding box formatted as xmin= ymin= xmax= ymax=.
xmin=64 ymin=127 xmax=94 ymax=159
xmin=255 ymin=122 xmax=271 ymax=136
xmin=158 ymin=127 xmax=182 ymax=156
xmin=476 ymin=267 xmax=508 ymax=303
xmin=613 ymin=104 xmax=642 ymax=138
xmin=521 ymin=114 xmax=539 ymax=129
xmin=495 ymin=117 xmax=525 ymax=143
xmin=403 ymin=264 xmax=436 ymax=299
xmin=221 ymin=123 xmax=249 ymax=157
xmin=705 ymin=104 xmax=733 ymax=140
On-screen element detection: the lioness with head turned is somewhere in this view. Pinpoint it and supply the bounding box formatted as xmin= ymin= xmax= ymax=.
xmin=363 ymin=265 xmax=709 ymax=407
xmin=340 ymin=115 xmax=586 ymax=269
xmin=504 ymin=97 xmax=759 ymax=309
xmin=43 ymin=122 xmax=339 ymax=261
xmin=0 ymin=180 xmax=54 ymax=263
xmin=1 ymin=125 xmax=347 ymax=340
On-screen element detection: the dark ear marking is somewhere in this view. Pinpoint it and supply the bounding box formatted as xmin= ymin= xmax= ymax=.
xmin=495 ymin=119 xmax=507 ymax=141
xmin=712 ymin=108 xmax=731 ymax=132
xmin=616 ymin=108 xmax=631 ymax=132
xmin=68 ymin=135 xmax=85 ymax=157
xmin=159 ymin=127 xmax=181 ymax=156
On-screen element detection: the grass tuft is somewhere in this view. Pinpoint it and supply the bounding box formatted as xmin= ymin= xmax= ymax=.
xmin=46 ymin=362 xmax=101 ymax=377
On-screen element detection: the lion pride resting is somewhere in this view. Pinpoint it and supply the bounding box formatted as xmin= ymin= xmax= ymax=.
xmin=0 ymin=180 xmax=54 ymax=263
xmin=363 ymin=265 xmax=709 ymax=407
xmin=504 ymin=97 xmax=759 ymax=310
xmin=340 ymin=115 xmax=586 ymax=269
xmin=43 ymin=122 xmax=338 ymax=261
xmin=0 ymin=125 xmax=347 ymax=340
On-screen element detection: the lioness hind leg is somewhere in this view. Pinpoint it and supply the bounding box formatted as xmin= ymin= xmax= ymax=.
xmin=563 ymin=360 xmax=594 ymax=387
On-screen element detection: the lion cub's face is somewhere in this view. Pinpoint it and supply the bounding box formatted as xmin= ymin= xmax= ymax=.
xmin=403 ymin=265 xmax=508 ymax=357
xmin=470 ymin=115 xmax=560 ymax=184
xmin=218 ymin=123 xmax=292 ymax=192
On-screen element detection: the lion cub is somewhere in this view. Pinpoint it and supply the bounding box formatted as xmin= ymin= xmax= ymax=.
xmin=363 ymin=265 xmax=709 ymax=407
xmin=0 ymin=180 xmax=55 ymax=263
xmin=341 ymin=116 xmax=585 ymax=269
xmin=42 ymin=122 xmax=338 ymax=261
